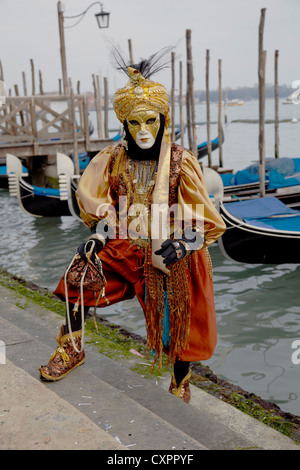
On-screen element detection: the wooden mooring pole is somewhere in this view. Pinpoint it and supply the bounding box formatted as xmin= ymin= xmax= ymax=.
xmin=128 ymin=39 xmax=134 ymax=64
xmin=57 ymin=1 xmax=69 ymax=95
xmin=186 ymin=77 xmax=192 ymax=151
xmin=185 ymin=33 xmax=192 ymax=151
xmin=179 ymin=61 xmax=184 ymax=147
xmin=258 ymin=8 xmax=266 ymax=198
xmin=92 ymin=73 xmax=104 ymax=138
xmin=274 ymin=49 xmax=279 ymax=159
xmin=39 ymin=70 xmax=44 ymax=95
xmin=0 ymin=61 xmax=4 ymax=82
xmin=171 ymin=52 xmax=175 ymax=143
xmin=30 ymin=59 xmax=35 ymax=96
xmin=218 ymin=59 xmax=223 ymax=168
xmin=104 ymin=77 xmax=109 ymax=138
xmin=186 ymin=29 xmax=197 ymax=157
xmin=206 ymin=49 xmax=212 ymax=167
xmin=22 ymin=72 xmax=28 ymax=96
xmin=69 ymin=78 xmax=79 ymax=175
xmin=96 ymin=75 xmax=104 ymax=138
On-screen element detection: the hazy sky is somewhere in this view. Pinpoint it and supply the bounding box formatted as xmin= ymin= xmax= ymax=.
xmin=1 ymin=0 xmax=299 ymax=95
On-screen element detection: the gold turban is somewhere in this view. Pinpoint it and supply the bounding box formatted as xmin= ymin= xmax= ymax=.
xmin=113 ymin=67 xmax=171 ymax=128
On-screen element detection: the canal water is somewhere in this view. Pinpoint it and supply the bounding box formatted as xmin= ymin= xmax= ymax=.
xmin=1 ymin=98 xmax=300 ymax=416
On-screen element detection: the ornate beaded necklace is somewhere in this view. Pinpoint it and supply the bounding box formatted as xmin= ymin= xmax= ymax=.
xmin=128 ymin=158 xmax=158 ymax=234
xmin=129 ymin=158 xmax=158 ymax=195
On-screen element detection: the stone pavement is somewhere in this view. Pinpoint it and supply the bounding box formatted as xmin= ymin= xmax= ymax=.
xmin=0 ymin=283 xmax=299 ymax=451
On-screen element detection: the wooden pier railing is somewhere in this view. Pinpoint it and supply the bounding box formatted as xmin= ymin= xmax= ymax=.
xmin=0 ymin=94 xmax=112 ymax=171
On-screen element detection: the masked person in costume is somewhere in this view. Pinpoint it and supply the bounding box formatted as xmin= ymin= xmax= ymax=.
xmin=39 ymin=57 xmax=226 ymax=403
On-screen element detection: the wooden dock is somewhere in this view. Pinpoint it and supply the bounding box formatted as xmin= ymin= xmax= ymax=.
xmin=0 ymin=94 xmax=113 ymax=174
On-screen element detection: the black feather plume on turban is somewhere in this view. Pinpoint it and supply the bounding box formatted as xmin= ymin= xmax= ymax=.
xmin=110 ymin=45 xmax=174 ymax=80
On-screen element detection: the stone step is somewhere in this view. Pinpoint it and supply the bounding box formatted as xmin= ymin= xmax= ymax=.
xmin=0 ymin=285 xmax=299 ymax=451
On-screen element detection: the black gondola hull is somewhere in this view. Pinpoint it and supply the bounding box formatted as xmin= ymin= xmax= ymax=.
xmin=19 ymin=179 xmax=71 ymax=217
xmin=219 ymin=202 xmax=300 ymax=264
xmin=198 ymin=139 xmax=220 ymax=159
xmin=0 ymin=175 xmax=8 ymax=189
xmin=198 ymin=128 xmax=224 ymax=160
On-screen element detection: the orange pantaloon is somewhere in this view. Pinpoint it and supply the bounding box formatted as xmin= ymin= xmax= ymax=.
xmin=54 ymin=239 xmax=217 ymax=362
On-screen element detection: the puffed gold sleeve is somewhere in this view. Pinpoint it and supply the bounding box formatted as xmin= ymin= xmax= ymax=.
xmin=75 ymin=145 xmax=116 ymax=231
xmin=177 ymin=150 xmax=226 ymax=248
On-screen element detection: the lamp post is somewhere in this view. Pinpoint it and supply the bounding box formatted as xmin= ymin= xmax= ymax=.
xmin=57 ymin=1 xmax=110 ymax=95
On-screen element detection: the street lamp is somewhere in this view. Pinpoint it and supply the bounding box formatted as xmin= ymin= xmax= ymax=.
xmin=57 ymin=1 xmax=110 ymax=94
xmin=95 ymin=4 xmax=110 ymax=29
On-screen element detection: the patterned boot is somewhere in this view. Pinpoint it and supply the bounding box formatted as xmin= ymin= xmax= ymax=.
xmin=39 ymin=325 xmax=85 ymax=381
xmin=168 ymin=370 xmax=192 ymax=403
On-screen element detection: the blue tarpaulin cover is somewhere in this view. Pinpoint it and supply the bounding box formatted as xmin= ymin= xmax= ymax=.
xmin=220 ymin=170 xmax=265 ymax=186
xmin=220 ymin=158 xmax=300 ymax=188
xmin=292 ymin=158 xmax=300 ymax=173
xmin=234 ymin=170 xmax=261 ymax=185
xmin=267 ymin=170 xmax=300 ymax=189
xmin=224 ymin=196 xmax=298 ymax=219
xmin=224 ymin=196 xmax=300 ymax=232
xmin=245 ymin=157 xmax=296 ymax=176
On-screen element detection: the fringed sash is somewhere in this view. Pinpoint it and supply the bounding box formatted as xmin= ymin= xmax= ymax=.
xmin=144 ymin=243 xmax=192 ymax=369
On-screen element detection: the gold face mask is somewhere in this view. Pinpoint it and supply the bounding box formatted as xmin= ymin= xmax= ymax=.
xmin=127 ymin=108 xmax=160 ymax=149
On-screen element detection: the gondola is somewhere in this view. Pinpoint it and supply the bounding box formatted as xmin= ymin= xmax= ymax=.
xmin=197 ymin=128 xmax=224 ymax=160
xmin=218 ymin=196 xmax=300 ymax=264
xmin=220 ymin=157 xmax=300 ymax=199
xmin=6 ymin=153 xmax=81 ymax=220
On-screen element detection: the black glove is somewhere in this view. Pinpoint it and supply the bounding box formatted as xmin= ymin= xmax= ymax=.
xmin=77 ymin=238 xmax=103 ymax=262
xmin=155 ymin=239 xmax=188 ymax=266
xmin=154 ymin=230 xmax=203 ymax=267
